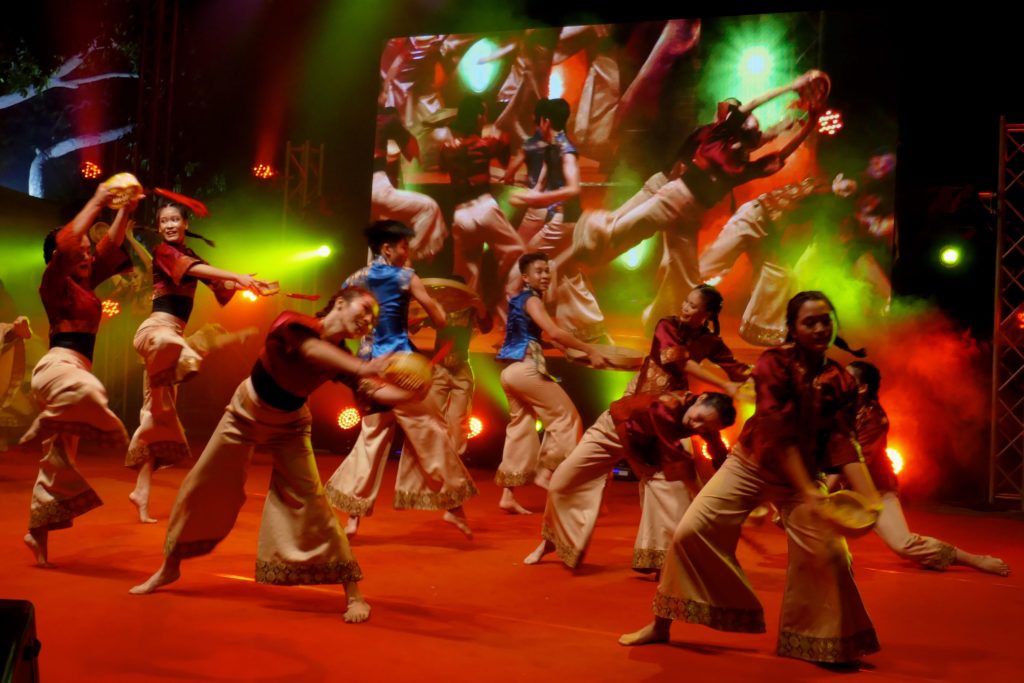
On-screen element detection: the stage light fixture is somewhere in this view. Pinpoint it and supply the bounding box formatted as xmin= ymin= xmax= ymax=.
xmin=817 ymin=110 xmax=843 ymax=136
xmin=317 ymin=245 xmax=331 ymax=257
xmin=81 ymin=161 xmax=102 ymax=179
xmin=886 ymin=447 xmax=904 ymax=476
xmin=939 ymin=245 xmax=962 ymax=267
xmin=614 ymin=236 xmax=657 ymax=271
xmin=253 ymin=163 xmax=276 ymax=180
xmin=459 ymin=39 xmax=501 ymax=94
xmin=242 ymin=290 xmax=259 ymax=302
xmin=535 ymin=419 xmax=543 ymax=432
xmin=467 ymin=416 xmax=484 ymax=439
xmin=101 ymin=299 xmax=120 ymax=317
xmin=739 ymin=46 xmax=772 ymax=78
xmin=337 ymin=408 xmax=361 ymax=430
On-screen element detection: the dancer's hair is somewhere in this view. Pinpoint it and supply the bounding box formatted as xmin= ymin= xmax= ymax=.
xmin=452 ymin=95 xmax=486 ymax=136
xmin=317 ymin=286 xmax=377 ymax=319
xmin=158 ymin=202 xmax=215 ymax=247
xmin=693 ymin=284 xmax=724 ymax=336
xmin=698 ymin=392 xmax=738 ymax=427
xmin=847 ymin=360 xmax=881 ymax=400
xmin=518 ymin=251 xmax=549 ymax=276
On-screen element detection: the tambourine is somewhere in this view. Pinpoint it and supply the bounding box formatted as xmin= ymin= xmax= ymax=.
xmin=100 ymin=173 xmax=144 ymax=209
xmin=381 ymin=352 xmax=433 ymax=392
xmin=89 ymin=221 xmax=111 ymax=244
xmin=817 ymin=490 xmax=881 ymax=538
xmin=408 ymin=278 xmax=483 ymax=321
xmin=564 ymin=343 xmax=645 ymax=371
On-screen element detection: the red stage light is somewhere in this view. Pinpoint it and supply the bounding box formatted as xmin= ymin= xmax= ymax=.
xmin=817 ymin=110 xmax=843 ymax=136
xmin=337 ymin=408 xmax=361 ymax=430
xmin=101 ymin=299 xmax=120 ymax=317
xmin=81 ymin=161 xmax=102 ymax=179
xmin=701 ymin=436 xmax=730 ymax=460
xmin=1017 ymin=310 xmax=1024 ymax=328
xmin=252 ymin=163 xmax=276 ymax=180
xmin=467 ymin=416 xmax=484 ymax=439
xmin=886 ymin=447 xmax=904 ymax=476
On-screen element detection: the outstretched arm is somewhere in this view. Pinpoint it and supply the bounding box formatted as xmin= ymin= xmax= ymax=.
xmin=524 ymin=296 xmax=606 ymax=368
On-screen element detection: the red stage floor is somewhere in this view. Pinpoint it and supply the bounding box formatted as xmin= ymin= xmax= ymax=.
xmin=1 ymin=448 xmax=1021 ymax=682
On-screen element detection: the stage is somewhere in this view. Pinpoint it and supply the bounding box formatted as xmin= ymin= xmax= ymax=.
xmin=1 ymin=448 xmax=1021 ymax=682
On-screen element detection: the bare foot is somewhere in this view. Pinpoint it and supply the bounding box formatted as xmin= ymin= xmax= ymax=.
xmin=499 ymin=489 xmax=533 ymax=515
xmin=960 ymin=552 xmax=1011 ymax=577
xmin=129 ymin=559 xmax=181 ymax=594
xmin=344 ymin=597 xmax=372 ymax=623
xmin=23 ymin=531 xmax=52 ymax=568
xmin=129 ymin=491 xmax=158 ymax=524
xmin=618 ymin=620 xmax=670 ymax=646
xmin=345 ymin=516 xmax=359 ymax=537
xmin=443 ymin=509 xmax=473 ymax=539
xmin=534 ymin=469 xmax=552 ymax=490
xmin=523 ymin=539 xmax=554 ymax=565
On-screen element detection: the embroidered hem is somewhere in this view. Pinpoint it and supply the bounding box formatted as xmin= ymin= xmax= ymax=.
xmin=631 ymin=547 xmax=666 ymax=571
xmin=653 ymin=591 xmax=766 ymax=634
xmin=738 ymin=320 xmax=786 ymax=347
xmin=125 ymin=440 xmax=192 ymax=469
xmin=541 ymin=523 xmax=583 ymax=569
xmin=24 ymin=420 xmax=127 ymax=450
xmin=393 ymin=479 xmax=478 ymax=511
xmin=325 ymin=488 xmax=375 ymax=517
xmin=29 ymin=488 xmax=103 ymax=530
xmin=255 ymin=559 xmax=363 ymax=586
xmin=777 ymin=628 xmax=880 ymax=663
xmin=494 ymin=469 xmax=534 ymax=488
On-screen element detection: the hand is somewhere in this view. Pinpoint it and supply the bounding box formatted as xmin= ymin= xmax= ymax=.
xmin=588 ymin=350 xmax=609 ymax=369
xmin=235 ymin=273 xmax=267 ymax=292
xmin=360 ymin=356 xmax=390 ymax=378
xmin=12 ymin=316 xmax=31 ymax=340
xmin=93 ymin=184 xmax=114 ymax=206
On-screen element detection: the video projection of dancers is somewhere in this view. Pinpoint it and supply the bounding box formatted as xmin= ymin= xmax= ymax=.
xmin=369 ymin=13 xmax=897 ymax=350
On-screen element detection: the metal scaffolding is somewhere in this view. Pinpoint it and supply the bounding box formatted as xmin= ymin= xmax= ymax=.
xmin=989 ymin=117 xmax=1024 ymax=508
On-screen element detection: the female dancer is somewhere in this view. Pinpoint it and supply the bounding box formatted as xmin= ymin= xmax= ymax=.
xmin=620 ymin=291 xmax=882 ymax=668
xmin=21 ymin=185 xmax=138 ymax=565
xmin=127 ymin=201 xmax=269 ymax=523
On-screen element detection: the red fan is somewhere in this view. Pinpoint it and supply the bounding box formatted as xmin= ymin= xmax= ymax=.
xmin=153 ymin=187 xmax=209 ymax=218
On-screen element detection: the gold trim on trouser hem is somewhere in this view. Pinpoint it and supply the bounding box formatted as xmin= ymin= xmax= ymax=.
xmin=494 ymin=470 xmax=534 ymax=488
xmin=653 ymin=591 xmax=767 ymax=633
xmin=125 ymin=440 xmax=192 ymax=470
xmin=632 ymin=548 xmax=665 ymax=571
xmin=777 ymin=628 xmax=880 ymax=663
xmin=29 ymin=488 xmax=102 ymax=531
xmin=541 ymin=522 xmax=582 ymax=569
xmin=255 ymin=559 xmax=363 ymax=586
xmin=393 ymin=478 xmax=479 ymax=511
xmin=326 ymin=488 xmax=374 ymax=517
xmin=27 ymin=420 xmax=126 ymax=449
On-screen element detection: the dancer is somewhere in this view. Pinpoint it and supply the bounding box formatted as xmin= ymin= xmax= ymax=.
xmin=524 ymin=390 xmax=735 ymax=568
xmin=495 ymin=252 xmax=608 ymax=514
xmin=325 ymin=221 xmax=477 ymax=537
xmin=525 ymin=284 xmax=748 ymax=569
xmin=0 ymin=316 xmax=34 ymax=451
xmin=127 ymin=201 xmax=268 ymax=523
xmin=419 ymin=277 xmax=491 ymax=459
xmin=21 ymin=185 xmax=138 ymax=566
xmin=620 ymin=291 xmax=881 ymax=668
xmin=508 ymin=98 xmax=608 ymax=342
xmin=843 ymin=361 xmax=1009 ymax=575
xmin=129 ymin=287 xmax=417 ymax=623
xmin=440 ymin=95 xmax=525 ymax=298
xmin=565 ymin=71 xmax=824 ymax=330
xmin=371 ymin=106 xmax=447 ymax=261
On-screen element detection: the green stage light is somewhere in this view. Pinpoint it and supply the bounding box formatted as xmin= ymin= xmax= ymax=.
xmin=739 ymin=46 xmax=772 ymax=78
xmin=459 ymin=39 xmax=501 ymax=94
xmin=317 ymin=245 xmax=331 ymax=257
xmin=615 ymin=236 xmax=658 ymax=271
xmin=939 ymin=246 xmax=961 ymax=267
